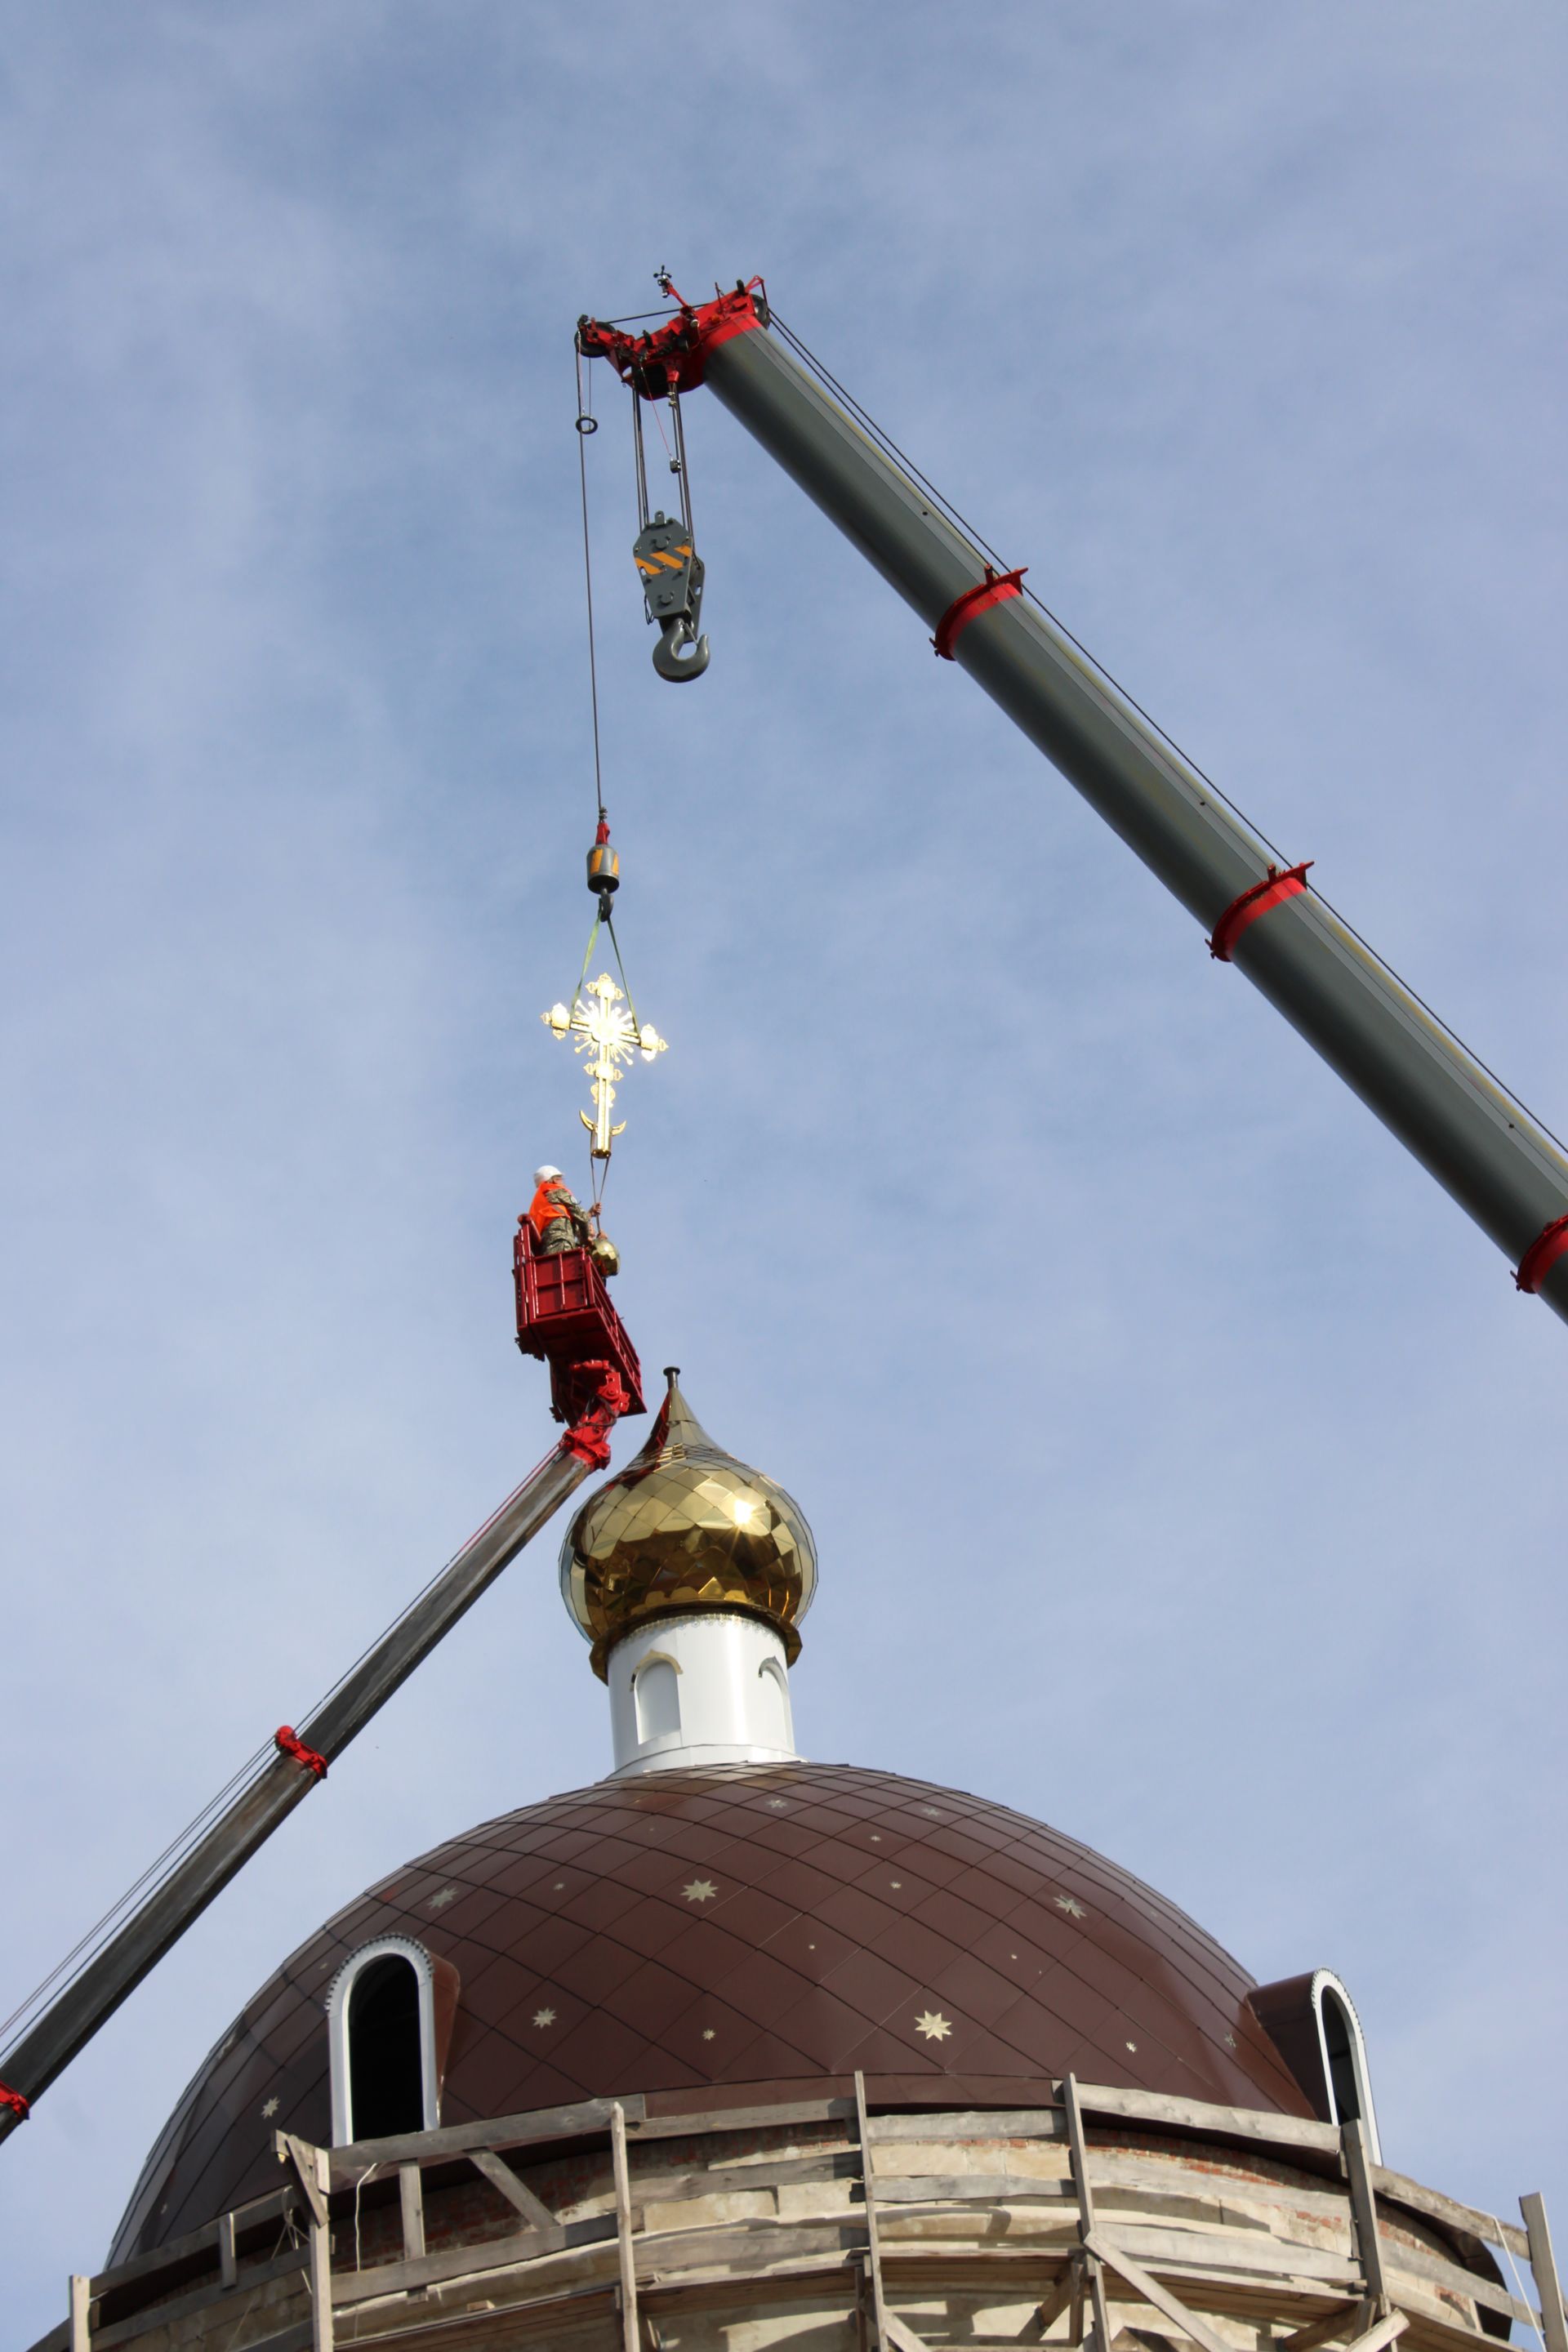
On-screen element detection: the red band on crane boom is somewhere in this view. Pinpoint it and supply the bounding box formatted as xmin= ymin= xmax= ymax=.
xmin=274 ymin=1726 xmax=327 ymax=1780
xmin=932 ymin=566 xmax=1027 ymax=661
xmin=1515 ymin=1214 xmax=1568 ymax=1295
xmin=1207 ymin=862 xmax=1314 ymax=962
xmin=0 ymin=2080 xmax=29 ymax=2120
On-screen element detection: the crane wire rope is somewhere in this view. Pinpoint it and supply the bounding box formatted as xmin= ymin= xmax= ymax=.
xmin=574 ymin=345 xmax=607 ymax=826
xmin=767 ymin=310 xmax=1568 ymax=1163
xmin=0 ymin=1430 xmax=572 ymax=2068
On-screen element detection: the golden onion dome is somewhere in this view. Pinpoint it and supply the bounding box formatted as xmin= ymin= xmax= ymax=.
xmin=559 ymin=1370 xmax=817 ymax=1680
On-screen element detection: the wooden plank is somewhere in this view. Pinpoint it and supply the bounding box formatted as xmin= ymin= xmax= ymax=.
xmin=1074 ymin=2085 xmax=1340 ymax=2158
xmin=638 ymin=2216 xmax=865 ymax=2278
xmin=398 ymin=2161 xmax=425 ymax=2263
xmin=874 ymin=2175 xmax=1076 ymax=2205
xmin=1082 ymin=2227 xmax=1236 ymax=2352
xmin=639 ymin=2152 xmax=860 ymax=2203
xmin=611 ymin=2100 xmax=640 ymax=2352
xmin=1088 ymin=2151 xmax=1352 ymax=2225
xmin=1342 ymin=2123 xmax=1387 ymax=2308
xmin=1343 ymin=2316 xmax=1409 ymax=2352
xmin=1388 ymin=2294 xmax=1541 ymax=2352
xmin=883 ymin=2314 xmax=937 ymax=2352
xmin=327 ymin=2093 xmax=634 ymax=2180
xmin=1032 ymin=2265 xmax=1079 ymax=2336
xmin=630 ymin=2094 xmax=854 ymax=2143
xmin=329 ymin=2221 xmax=570 ymax=2308
xmin=306 ymin=2162 xmax=334 ymax=2352
xmin=87 ymin=2185 xmax=296 ymax=2299
xmin=1522 ymin=2194 xmax=1568 ymax=2352
xmin=88 ymin=2251 xmax=308 ymax=2352
xmin=1371 ymin=2166 xmax=1528 ymax=2261
xmin=856 ymin=2071 xmax=890 ymax=2351
xmin=470 ymin=2147 xmax=564 ymax=2242
xmin=871 ymin=2109 xmax=1066 ymax=2145
xmin=68 ymin=2279 xmax=90 ymax=2352
xmin=1382 ymin=2233 xmax=1533 ymax=2324
xmin=274 ymin=2131 xmax=328 ymax=2232
xmin=1063 ymin=2078 xmax=1113 ymax=2352
xmin=1093 ymin=2223 xmax=1359 ymax=2287
xmin=1062 ymin=2078 xmax=1097 ymax=2233
xmin=1277 ymin=2300 xmax=1368 ymax=2352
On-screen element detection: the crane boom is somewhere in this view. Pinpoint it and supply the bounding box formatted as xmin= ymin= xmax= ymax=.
xmin=0 ymin=1435 xmax=599 ymax=2148
xmin=581 ymin=287 xmax=1568 ymax=1324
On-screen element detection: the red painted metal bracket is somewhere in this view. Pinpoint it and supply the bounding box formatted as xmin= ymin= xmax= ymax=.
xmin=0 ymin=2081 xmax=28 ymax=2121
xmin=274 ymin=1726 xmax=328 ymax=1780
xmin=1208 ymin=862 xmax=1314 ymax=962
xmin=577 ymin=279 xmax=766 ymax=399
xmin=560 ymin=1365 xmax=631 ymax=1470
xmin=932 ymin=565 xmax=1027 ymax=661
xmin=1515 ymin=1213 xmax=1568 ymax=1295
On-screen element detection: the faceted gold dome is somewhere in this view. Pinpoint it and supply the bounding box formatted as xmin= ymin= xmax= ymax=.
xmin=559 ymin=1371 xmax=817 ymax=1679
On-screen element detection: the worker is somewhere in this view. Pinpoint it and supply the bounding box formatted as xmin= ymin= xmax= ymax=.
xmin=526 ymin=1165 xmax=593 ymax=1256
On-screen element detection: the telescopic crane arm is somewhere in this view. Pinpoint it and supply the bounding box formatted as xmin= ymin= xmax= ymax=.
xmin=579 ymin=283 xmax=1568 ymax=1325
xmin=0 ymin=1388 xmax=625 ymax=2149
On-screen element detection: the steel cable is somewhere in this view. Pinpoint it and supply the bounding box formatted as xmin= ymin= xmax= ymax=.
xmin=767 ymin=311 xmax=1568 ymax=1160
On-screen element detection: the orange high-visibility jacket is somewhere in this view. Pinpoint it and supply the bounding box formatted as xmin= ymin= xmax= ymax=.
xmin=528 ymin=1180 xmax=577 ymax=1243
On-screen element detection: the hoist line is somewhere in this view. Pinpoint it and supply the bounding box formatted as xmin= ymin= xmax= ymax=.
xmin=574 ymin=345 xmax=607 ymax=824
xmin=768 ymin=310 xmax=1568 ymax=1165
xmin=603 ymin=908 xmax=641 ymax=1031
xmin=0 ymin=1428 xmax=581 ymax=2072
xmin=0 ymin=1744 xmax=274 ymax=2051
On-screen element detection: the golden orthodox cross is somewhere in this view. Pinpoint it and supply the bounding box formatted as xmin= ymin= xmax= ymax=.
xmin=542 ymin=972 xmax=667 ymax=1160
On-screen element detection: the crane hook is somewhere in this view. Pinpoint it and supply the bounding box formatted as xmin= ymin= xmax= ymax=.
xmin=652 ymin=616 xmax=711 ymax=682
xmin=633 ymin=511 xmax=710 ymax=685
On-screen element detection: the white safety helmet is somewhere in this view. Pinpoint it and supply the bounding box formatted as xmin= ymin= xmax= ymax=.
xmin=532 ymin=1165 xmax=564 ymax=1187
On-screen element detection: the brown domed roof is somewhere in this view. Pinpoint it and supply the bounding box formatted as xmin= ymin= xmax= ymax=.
xmin=113 ymin=1762 xmax=1312 ymax=2260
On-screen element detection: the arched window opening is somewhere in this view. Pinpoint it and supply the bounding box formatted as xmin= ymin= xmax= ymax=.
xmin=1321 ymin=1989 xmax=1360 ymax=2121
xmin=327 ymin=1936 xmax=443 ymax=2146
xmin=1312 ymin=1972 xmax=1380 ymax=2161
xmin=349 ymin=1955 xmax=424 ymax=2141
xmin=635 ymin=1656 xmax=681 ymax=1743
xmin=755 ymin=1657 xmax=790 ymax=1748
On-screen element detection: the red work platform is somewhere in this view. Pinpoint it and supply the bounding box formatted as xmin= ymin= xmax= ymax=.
xmin=513 ymin=1224 xmax=645 ymax=1425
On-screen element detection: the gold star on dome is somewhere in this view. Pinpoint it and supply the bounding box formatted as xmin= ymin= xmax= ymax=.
xmin=261 ymin=2096 xmax=279 ymax=2118
xmin=532 ymin=2007 xmax=556 ymax=2029
xmin=1054 ymin=1894 xmax=1085 ymax=1918
xmin=428 ymin=1886 xmax=458 ymax=1910
xmin=683 ymin=1878 xmax=717 ymax=1904
xmin=914 ymin=2010 xmax=953 ymax=2042
xmin=702 ymin=2028 xmax=715 ymax=2041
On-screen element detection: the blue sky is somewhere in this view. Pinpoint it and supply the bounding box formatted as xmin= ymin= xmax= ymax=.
xmin=2 ymin=5 xmax=1565 ymax=2334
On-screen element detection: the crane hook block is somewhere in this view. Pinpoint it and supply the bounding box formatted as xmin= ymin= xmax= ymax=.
xmin=635 ymin=511 xmax=710 ymax=683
